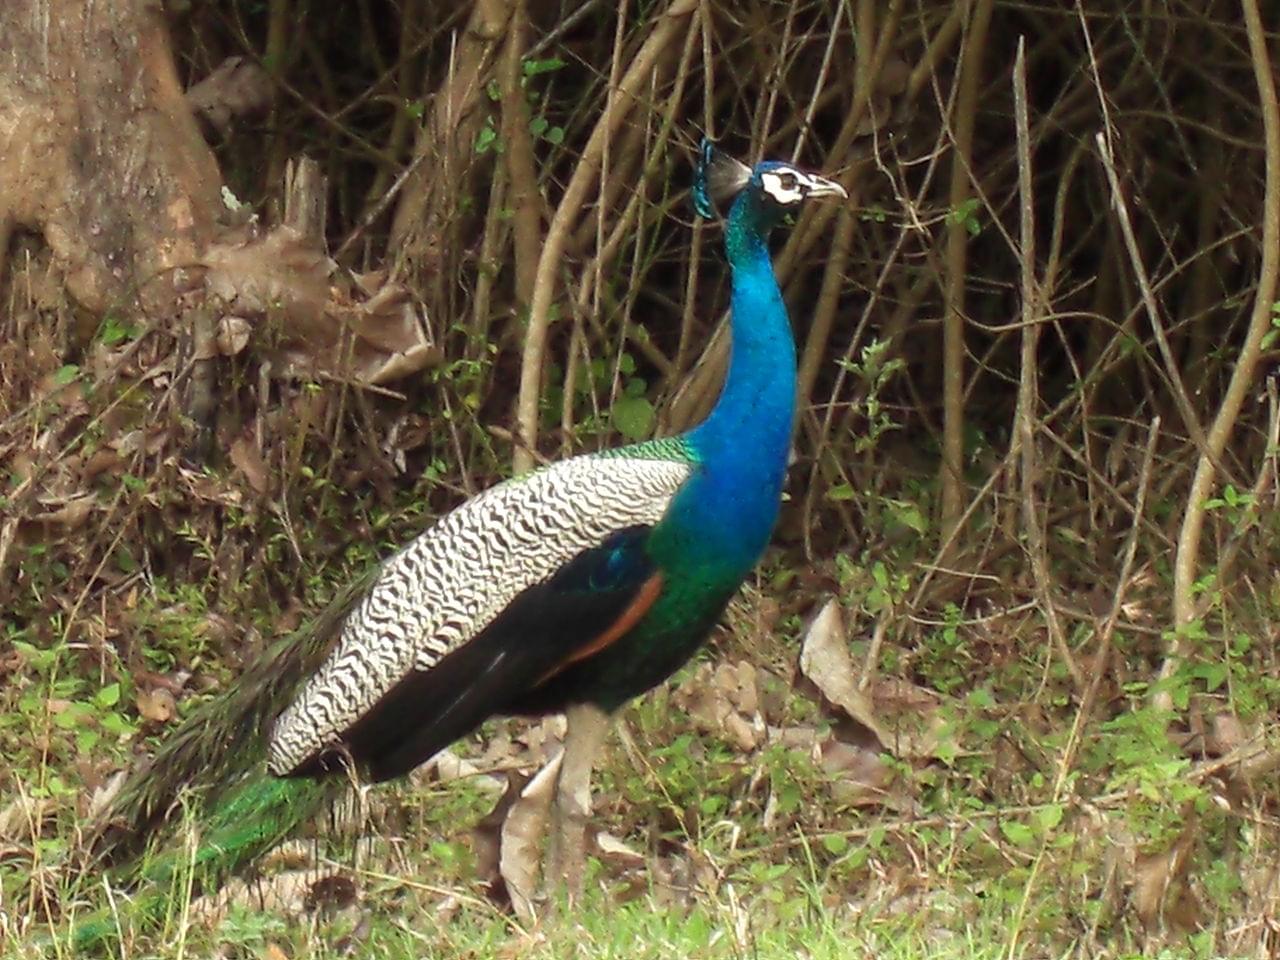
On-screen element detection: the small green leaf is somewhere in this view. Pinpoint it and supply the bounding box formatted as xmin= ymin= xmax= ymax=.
xmin=1000 ymin=821 xmax=1035 ymax=847
xmin=612 ymin=395 xmax=654 ymax=440
xmin=100 ymin=712 xmax=137 ymax=737
xmin=872 ymin=561 xmax=889 ymax=589
xmin=54 ymin=364 xmax=79 ymax=386
xmin=14 ymin=641 xmax=57 ymax=672
xmin=529 ymin=116 xmax=549 ymax=137
xmin=76 ymin=729 xmax=101 ymax=752
xmin=1036 ymin=804 xmax=1064 ymax=832
xmin=522 ymin=57 xmax=566 ymax=78
xmin=1201 ymin=661 xmax=1228 ymax=691
xmin=95 ymin=683 xmax=121 ymax=708
xmin=821 ymin=834 xmax=849 ymax=855
xmin=888 ymin=500 xmax=927 ymax=534
xmin=475 ymin=124 xmax=498 ymax=154
xmin=545 ymin=126 xmax=565 ymax=146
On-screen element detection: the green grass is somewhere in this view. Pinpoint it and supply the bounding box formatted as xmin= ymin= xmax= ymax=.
xmin=4 ymin=568 xmax=1280 ymax=960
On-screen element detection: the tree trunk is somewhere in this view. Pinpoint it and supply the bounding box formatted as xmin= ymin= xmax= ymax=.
xmin=0 ymin=0 xmax=223 ymax=329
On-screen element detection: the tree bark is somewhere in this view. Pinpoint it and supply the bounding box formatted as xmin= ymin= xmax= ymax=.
xmin=0 ymin=0 xmax=223 ymax=325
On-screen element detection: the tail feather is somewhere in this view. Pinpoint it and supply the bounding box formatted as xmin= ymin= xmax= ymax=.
xmin=91 ymin=573 xmax=372 ymax=867
xmin=72 ymin=574 xmax=376 ymax=953
xmin=73 ymin=775 xmax=340 ymax=951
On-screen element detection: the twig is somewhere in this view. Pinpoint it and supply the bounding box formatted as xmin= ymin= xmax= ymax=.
xmin=336 ymin=145 xmax=435 ymax=261
xmin=500 ymin=0 xmax=542 ymax=308
xmin=795 ymin=0 xmax=904 ymax=410
xmin=514 ymin=0 xmax=698 ymax=473
xmin=1092 ymin=133 xmax=1206 ymax=459
xmin=939 ymin=0 xmax=995 ymax=538
xmin=1159 ymin=0 xmax=1280 ymax=712
xmin=1009 ymin=38 xmax=1083 ymax=693
xmin=1194 ymin=377 xmax=1280 ymax=624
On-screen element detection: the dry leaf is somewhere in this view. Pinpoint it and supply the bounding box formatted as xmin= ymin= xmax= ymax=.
xmin=230 ymin=435 xmax=270 ymax=495
xmin=1207 ymin=712 xmax=1246 ymax=756
xmin=1132 ymin=821 xmax=1200 ymax=932
xmin=88 ymin=770 xmax=127 ymax=821
xmin=329 ymin=283 xmax=443 ymax=385
xmin=30 ymin=493 xmax=96 ymax=530
xmin=203 ymin=227 xmax=332 ymax=331
xmin=305 ymin=874 xmax=358 ymax=912
xmin=798 ymin=600 xmax=888 ymax=748
xmin=185 ymin=57 xmax=273 ymax=137
xmin=594 ymin=831 xmax=644 ymax=869
xmin=135 ymin=687 xmax=176 ymax=723
xmin=80 ymin=448 xmax=122 ymax=482
xmin=0 ymin=795 xmax=54 ymax=842
xmin=499 ymin=752 xmax=563 ymax=922
xmin=193 ymin=869 xmax=344 ymax=925
xmin=217 ymin=315 xmax=252 ymax=356
xmin=818 ymin=737 xmax=899 ymax=808
xmin=797 ymin=600 xmax=949 ymax=761
xmin=672 ymin=661 xmax=764 ymax=752
xmin=427 ymin=750 xmax=503 ymax=793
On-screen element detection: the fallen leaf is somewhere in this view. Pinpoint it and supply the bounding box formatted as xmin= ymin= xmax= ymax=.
xmin=193 ymin=869 xmax=344 ymax=925
xmin=797 ymin=600 xmax=949 ymax=762
xmin=595 ymin=831 xmax=644 ymax=869
xmin=217 ymin=315 xmax=252 ymax=356
xmin=185 ymin=57 xmax=273 ymax=137
xmin=672 ymin=661 xmax=764 ymax=752
xmin=0 ymin=795 xmax=54 ymax=842
xmin=427 ymin=750 xmax=503 ymax=793
xmin=230 ymin=435 xmax=271 ymax=495
xmin=30 ymin=494 xmax=96 ymax=530
xmin=499 ymin=753 xmax=563 ymax=923
xmin=305 ymin=874 xmax=357 ymax=912
xmin=472 ymin=773 xmax=527 ymax=908
xmin=818 ymin=736 xmax=900 ymax=808
xmin=87 ymin=770 xmax=127 ymax=821
xmin=798 ymin=600 xmax=888 ymax=748
xmin=135 ymin=687 xmax=176 ymax=723
xmin=1132 ymin=820 xmax=1200 ymax=932
xmin=1207 ymin=712 xmax=1246 ymax=756
xmin=271 ymin=597 xmax=305 ymax=636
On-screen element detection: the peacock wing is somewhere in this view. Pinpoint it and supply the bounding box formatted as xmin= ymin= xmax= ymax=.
xmin=322 ymin=524 xmax=665 ymax=781
xmin=267 ymin=453 xmax=692 ymax=779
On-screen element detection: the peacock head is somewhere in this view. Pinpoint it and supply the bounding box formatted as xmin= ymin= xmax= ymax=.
xmin=692 ymin=138 xmax=847 ymax=229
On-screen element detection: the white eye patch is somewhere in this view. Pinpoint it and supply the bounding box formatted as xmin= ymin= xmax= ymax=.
xmin=760 ymin=170 xmax=807 ymax=205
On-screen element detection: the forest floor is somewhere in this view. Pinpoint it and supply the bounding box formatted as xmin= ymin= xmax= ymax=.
xmin=2 ymin=465 xmax=1277 ymax=960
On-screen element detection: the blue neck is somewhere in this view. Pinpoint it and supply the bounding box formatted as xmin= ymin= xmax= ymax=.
xmin=677 ymin=189 xmax=796 ymax=572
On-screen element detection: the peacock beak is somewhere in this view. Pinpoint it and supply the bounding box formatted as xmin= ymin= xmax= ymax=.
xmin=805 ymin=175 xmax=848 ymax=201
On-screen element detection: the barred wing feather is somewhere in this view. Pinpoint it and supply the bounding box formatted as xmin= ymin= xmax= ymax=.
xmin=267 ymin=454 xmax=692 ymax=776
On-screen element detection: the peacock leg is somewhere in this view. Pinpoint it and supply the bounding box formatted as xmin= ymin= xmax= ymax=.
xmin=545 ymin=701 xmax=611 ymax=901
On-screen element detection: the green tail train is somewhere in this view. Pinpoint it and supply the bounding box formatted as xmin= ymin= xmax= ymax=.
xmin=73 ymin=575 xmax=373 ymax=948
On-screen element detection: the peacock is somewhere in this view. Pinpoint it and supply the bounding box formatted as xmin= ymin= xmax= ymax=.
xmin=82 ymin=139 xmax=846 ymax=942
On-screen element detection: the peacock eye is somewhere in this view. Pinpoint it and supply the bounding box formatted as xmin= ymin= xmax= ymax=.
xmin=778 ymin=172 xmax=799 ymax=191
